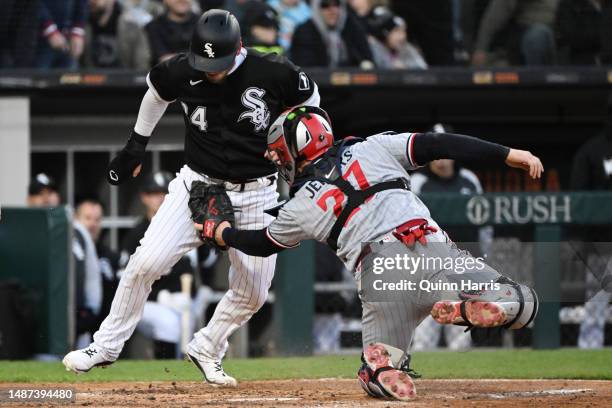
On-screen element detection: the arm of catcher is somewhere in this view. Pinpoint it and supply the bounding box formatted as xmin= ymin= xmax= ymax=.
xmin=193 ymin=222 xmax=285 ymax=258
xmin=504 ymin=148 xmax=544 ymax=179
xmin=412 ymin=132 xmax=544 ymax=179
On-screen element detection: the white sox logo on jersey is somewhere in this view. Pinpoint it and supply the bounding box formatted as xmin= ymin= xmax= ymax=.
xmin=238 ymin=87 xmax=270 ymax=132
xmin=204 ymin=43 xmax=215 ymax=58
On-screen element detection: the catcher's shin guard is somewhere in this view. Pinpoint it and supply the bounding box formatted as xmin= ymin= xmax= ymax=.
xmin=431 ymin=277 xmax=539 ymax=330
xmin=357 ymin=343 xmax=416 ymax=401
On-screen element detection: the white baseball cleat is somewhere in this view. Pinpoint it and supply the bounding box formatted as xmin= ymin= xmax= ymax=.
xmin=62 ymin=343 xmax=113 ymax=374
xmin=188 ymin=353 xmax=238 ymax=387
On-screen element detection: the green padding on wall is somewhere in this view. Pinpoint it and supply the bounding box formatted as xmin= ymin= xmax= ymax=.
xmin=0 ymin=207 xmax=71 ymax=356
xmin=421 ymin=192 xmax=612 ymax=226
xmin=274 ymin=240 xmax=315 ymax=356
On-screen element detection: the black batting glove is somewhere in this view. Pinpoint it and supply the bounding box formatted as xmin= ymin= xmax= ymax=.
xmin=107 ymin=131 xmax=149 ymax=185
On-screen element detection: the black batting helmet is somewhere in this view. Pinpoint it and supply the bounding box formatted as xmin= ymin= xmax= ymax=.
xmin=189 ymin=9 xmax=241 ymax=73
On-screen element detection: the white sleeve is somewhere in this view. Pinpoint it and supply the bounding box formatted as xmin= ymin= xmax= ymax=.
xmin=133 ymin=88 xmax=171 ymax=136
xmin=300 ymin=82 xmax=321 ymax=107
xmin=369 ymin=132 xmax=420 ymax=170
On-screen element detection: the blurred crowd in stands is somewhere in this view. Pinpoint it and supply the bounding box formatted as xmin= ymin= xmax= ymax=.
xmin=1 ymin=0 xmax=611 ymax=71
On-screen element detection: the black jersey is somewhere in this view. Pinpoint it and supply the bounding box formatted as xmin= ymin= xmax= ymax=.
xmin=147 ymin=48 xmax=317 ymax=181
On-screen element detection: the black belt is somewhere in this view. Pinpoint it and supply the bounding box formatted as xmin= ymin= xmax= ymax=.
xmin=232 ymin=175 xmax=277 ymax=192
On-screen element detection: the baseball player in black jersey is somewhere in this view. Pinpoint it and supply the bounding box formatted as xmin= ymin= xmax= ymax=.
xmin=197 ymin=106 xmax=543 ymax=400
xmin=63 ymin=9 xmax=320 ymax=386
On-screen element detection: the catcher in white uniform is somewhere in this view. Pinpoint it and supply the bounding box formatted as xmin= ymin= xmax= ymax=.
xmin=196 ymin=106 xmax=543 ymax=400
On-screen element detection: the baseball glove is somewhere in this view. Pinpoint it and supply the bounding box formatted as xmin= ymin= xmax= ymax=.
xmin=188 ymin=181 xmax=235 ymax=250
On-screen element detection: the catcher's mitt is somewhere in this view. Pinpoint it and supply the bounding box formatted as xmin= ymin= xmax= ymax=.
xmin=188 ymin=181 xmax=235 ymax=250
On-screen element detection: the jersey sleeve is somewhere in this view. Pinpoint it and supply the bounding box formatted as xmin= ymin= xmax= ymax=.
xmin=279 ymin=58 xmax=318 ymax=107
xmin=369 ymin=132 xmax=420 ymax=170
xmin=146 ymin=58 xmax=179 ymax=102
xmin=266 ymin=201 xmax=311 ymax=248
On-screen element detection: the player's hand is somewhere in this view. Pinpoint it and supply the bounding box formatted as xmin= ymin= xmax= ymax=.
xmin=194 ymin=221 xmax=231 ymax=246
xmin=48 ymin=31 xmax=68 ymax=52
xmin=133 ymin=164 xmax=142 ymax=178
xmin=106 ymin=131 xmax=148 ymax=185
xmin=70 ymin=35 xmax=85 ymax=59
xmin=193 ymin=221 xmax=231 ymax=247
xmin=505 ymin=149 xmax=544 ymax=179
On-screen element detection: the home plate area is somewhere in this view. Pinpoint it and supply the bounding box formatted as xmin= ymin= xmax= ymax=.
xmin=4 ymin=379 xmax=610 ymax=407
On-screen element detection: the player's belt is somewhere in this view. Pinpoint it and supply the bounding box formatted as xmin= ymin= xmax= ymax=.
xmin=196 ymin=173 xmax=277 ymax=192
xmin=227 ymin=175 xmax=277 ymax=192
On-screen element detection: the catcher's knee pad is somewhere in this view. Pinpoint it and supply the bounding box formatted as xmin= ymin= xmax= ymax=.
xmin=431 ymin=277 xmax=538 ymax=330
xmin=357 ymin=343 xmax=416 ymax=401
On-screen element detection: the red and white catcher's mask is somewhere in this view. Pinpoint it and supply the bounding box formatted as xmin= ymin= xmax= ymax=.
xmin=267 ymin=106 xmax=334 ymax=185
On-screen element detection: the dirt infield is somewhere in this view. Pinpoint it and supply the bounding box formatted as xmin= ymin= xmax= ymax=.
xmin=2 ymin=379 xmax=611 ymax=407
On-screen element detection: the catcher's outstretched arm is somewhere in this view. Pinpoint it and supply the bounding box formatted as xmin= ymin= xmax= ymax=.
xmin=412 ymin=132 xmax=509 ymax=165
xmin=219 ymin=226 xmax=288 ymax=257
xmin=411 ymin=132 xmax=544 ymax=179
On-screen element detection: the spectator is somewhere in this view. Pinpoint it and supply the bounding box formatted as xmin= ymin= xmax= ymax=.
xmin=74 ymin=197 xmax=120 ymax=324
xmin=72 ymin=216 xmax=103 ymax=347
xmin=291 ymin=0 xmax=374 ymax=68
xmin=472 ymin=0 xmax=559 ymax=66
xmin=27 ymin=173 xmax=61 ymax=207
xmin=571 ymin=96 xmax=612 ymax=190
xmin=570 ymin=95 xmax=612 ymax=348
xmin=31 ymin=190 xmax=105 ymax=348
xmin=27 ymin=174 xmax=103 ymax=348
xmin=199 ymin=1 xmax=252 ymax=24
xmin=268 ymin=0 xmax=312 ymax=51
xmin=37 ymin=0 xmax=87 ymax=69
xmin=555 ymin=0 xmax=603 ymax=65
xmin=347 ymin=0 xmax=388 ymax=30
xmin=122 ymin=0 xmax=160 ymax=24
xmin=367 ymin=7 xmax=427 ymax=69
xmin=0 ymin=0 xmax=39 ymax=68
xmin=392 ymin=0 xmax=455 ymax=66
xmin=145 ymin=0 xmax=198 ymax=66
xmin=85 ymin=0 xmax=151 ymax=69
xmin=121 ymin=171 xmax=196 ymax=358
xmin=243 ymin=2 xmax=284 ymax=54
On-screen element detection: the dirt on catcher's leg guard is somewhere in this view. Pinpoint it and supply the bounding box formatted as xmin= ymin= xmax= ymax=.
xmin=465 ymin=301 xmax=507 ymax=327
xmin=431 ymin=301 xmax=508 ymax=328
xmin=359 ymin=343 xmax=416 ymax=401
xmin=430 ymin=301 xmax=462 ymax=324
